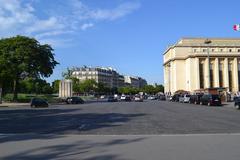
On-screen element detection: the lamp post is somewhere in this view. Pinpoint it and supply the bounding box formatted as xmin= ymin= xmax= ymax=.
xmin=204 ymin=39 xmax=212 ymax=88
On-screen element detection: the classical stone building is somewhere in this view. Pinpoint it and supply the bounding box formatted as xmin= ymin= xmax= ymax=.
xmin=163 ymin=38 xmax=240 ymax=94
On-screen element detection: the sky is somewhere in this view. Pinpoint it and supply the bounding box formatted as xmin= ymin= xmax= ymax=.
xmin=0 ymin=0 xmax=240 ymax=85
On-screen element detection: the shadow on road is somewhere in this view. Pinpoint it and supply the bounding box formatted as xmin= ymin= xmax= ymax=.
xmin=0 ymin=108 xmax=145 ymax=135
xmin=0 ymin=137 xmax=145 ymax=160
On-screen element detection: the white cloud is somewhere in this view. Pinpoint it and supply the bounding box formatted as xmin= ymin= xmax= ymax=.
xmin=89 ymin=2 xmax=141 ymax=21
xmin=0 ymin=0 xmax=141 ymax=46
xmin=25 ymin=17 xmax=64 ymax=34
xmin=81 ymin=23 xmax=94 ymax=30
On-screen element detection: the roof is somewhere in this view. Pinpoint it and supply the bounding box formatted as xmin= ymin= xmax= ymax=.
xmin=163 ymin=37 xmax=240 ymax=55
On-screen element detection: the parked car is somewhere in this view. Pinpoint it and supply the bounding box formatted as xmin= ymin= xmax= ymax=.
xmin=120 ymin=95 xmax=126 ymax=101
xmin=234 ymin=96 xmax=240 ymax=109
xmin=179 ymin=94 xmax=191 ymax=103
xmin=134 ymin=95 xmax=144 ymax=102
xmin=125 ymin=95 xmax=132 ymax=102
xmin=107 ymin=96 xmax=118 ymax=102
xmin=30 ymin=98 xmax=48 ymax=108
xmin=66 ymin=97 xmax=84 ymax=104
xmin=158 ymin=95 xmax=166 ymax=101
xmin=148 ymin=95 xmax=157 ymax=100
xmin=200 ymin=94 xmax=221 ymax=106
xmin=171 ymin=94 xmax=180 ymax=102
xmin=189 ymin=94 xmax=203 ymax=104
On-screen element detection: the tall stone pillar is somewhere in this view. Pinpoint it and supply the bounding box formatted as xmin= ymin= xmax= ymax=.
xmin=233 ymin=58 xmax=239 ymax=93
xmin=205 ymin=58 xmax=210 ymax=88
xmin=195 ymin=58 xmax=200 ymax=90
xmin=214 ymin=58 xmax=220 ymax=87
xmin=224 ymin=58 xmax=229 ymax=91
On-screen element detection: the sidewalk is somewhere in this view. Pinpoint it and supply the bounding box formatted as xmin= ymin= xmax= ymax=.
xmin=0 ymin=102 xmax=29 ymax=108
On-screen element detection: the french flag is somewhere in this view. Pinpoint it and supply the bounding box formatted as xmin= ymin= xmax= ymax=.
xmin=233 ymin=24 xmax=240 ymax=31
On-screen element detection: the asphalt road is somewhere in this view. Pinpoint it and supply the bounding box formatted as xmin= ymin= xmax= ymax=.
xmin=0 ymin=100 xmax=240 ymax=135
xmin=1 ymin=100 xmax=240 ymax=160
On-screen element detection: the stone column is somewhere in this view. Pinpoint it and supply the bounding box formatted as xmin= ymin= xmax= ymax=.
xmin=233 ymin=58 xmax=239 ymax=93
xmin=205 ymin=58 xmax=210 ymax=88
xmin=214 ymin=58 xmax=220 ymax=87
xmin=195 ymin=58 xmax=200 ymax=90
xmin=224 ymin=58 xmax=229 ymax=91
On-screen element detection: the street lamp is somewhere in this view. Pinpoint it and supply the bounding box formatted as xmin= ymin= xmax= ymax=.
xmin=204 ymin=39 xmax=212 ymax=88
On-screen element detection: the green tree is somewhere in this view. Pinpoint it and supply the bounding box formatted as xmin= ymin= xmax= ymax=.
xmin=62 ymin=67 xmax=73 ymax=79
xmin=52 ymin=80 xmax=60 ymax=93
xmin=79 ymin=79 xmax=97 ymax=94
xmin=0 ymin=35 xmax=59 ymax=101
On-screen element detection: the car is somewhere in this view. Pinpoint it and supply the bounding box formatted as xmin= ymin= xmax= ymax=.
xmin=148 ymin=96 xmax=157 ymax=100
xmin=234 ymin=96 xmax=240 ymax=109
xmin=171 ymin=94 xmax=180 ymax=102
xmin=107 ymin=96 xmax=118 ymax=102
xmin=189 ymin=94 xmax=203 ymax=104
xmin=179 ymin=94 xmax=191 ymax=103
xmin=120 ymin=95 xmax=126 ymax=101
xmin=125 ymin=95 xmax=132 ymax=102
xmin=134 ymin=95 xmax=144 ymax=102
xmin=158 ymin=95 xmax=166 ymax=101
xmin=66 ymin=97 xmax=85 ymax=104
xmin=200 ymin=94 xmax=221 ymax=106
xmin=30 ymin=98 xmax=48 ymax=108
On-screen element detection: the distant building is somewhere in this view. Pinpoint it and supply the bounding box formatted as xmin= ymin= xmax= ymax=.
xmin=163 ymin=38 xmax=240 ymax=94
xmin=71 ymin=66 xmax=147 ymax=88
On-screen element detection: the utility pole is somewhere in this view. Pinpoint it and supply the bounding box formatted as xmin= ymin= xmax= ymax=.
xmin=205 ymin=39 xmax=212 ymax=88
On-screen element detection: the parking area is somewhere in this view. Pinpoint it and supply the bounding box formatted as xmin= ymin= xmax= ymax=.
xmin=0 ymin=100 xmax=240 ymax=135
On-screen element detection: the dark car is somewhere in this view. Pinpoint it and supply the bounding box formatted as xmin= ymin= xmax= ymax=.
xmin=107 ymin=96 xmax=118 ymax=102
xmin=66 ymin=97 xmax=84 ymax=104
xmin=189 ymin=94 xmax=203 ymax=104
xmin=171 ymin=94 xmax=180 ymax=102
xmin=234 ymin=96 xmax=240 ymax=109
xmin=125 ymin=95 xmax=132 ymax=102
xmin=158 ymin=95 xmax=166 ymax=101
xmin=30 ymin=98 xmax=48 ymax=108
xmin=200 ymin=94 xmax=221 ymax=106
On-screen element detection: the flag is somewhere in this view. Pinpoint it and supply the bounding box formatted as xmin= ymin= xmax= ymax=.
xmin=233 ymin=24 xmax=240 ymax=31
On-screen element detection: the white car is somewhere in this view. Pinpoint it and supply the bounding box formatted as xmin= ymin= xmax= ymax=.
xmin=134 ymin=95 xmax=143 ymax=102
xmin=120 ymin=95 xmax=126 ymax=101
xmin=179 ymin=94 xmax=191 ymax=103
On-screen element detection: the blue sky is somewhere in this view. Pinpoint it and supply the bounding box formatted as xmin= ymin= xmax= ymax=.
xmin=0 ymin=0 xmax=239 ymax=84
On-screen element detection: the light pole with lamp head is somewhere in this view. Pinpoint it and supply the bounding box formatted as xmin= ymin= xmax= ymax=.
xmin=204 ymin=39 xmax=212 ymax=88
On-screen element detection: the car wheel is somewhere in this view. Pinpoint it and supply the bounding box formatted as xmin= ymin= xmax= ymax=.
xmin=207 ymin=102 xmax=211 ymax=106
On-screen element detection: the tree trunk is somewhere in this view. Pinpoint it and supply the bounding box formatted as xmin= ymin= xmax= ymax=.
xmin=13 ymin=79 xmax=18 ymax=102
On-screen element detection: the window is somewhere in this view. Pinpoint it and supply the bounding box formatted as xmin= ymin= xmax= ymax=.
xmin=210 ymin=63 xmax=214 ymax=88
xmin=228 ymin=62 xmax=233 ymax=92
xmin=193 ymin=49 xmax=197 ymax=52
xmin=238 ymin=49 xmax=240 ymax=52
xmin=220 ymin=49 xmax=223 ymax=52
xmin=219 ymin=63 xmax=223 ymax=87
xmin=229 ymin=49 xmax=232 ymax=52
xmin=203 ymin=49 xmax=207 ymax=52
xmin=212 ymin=49 xmax=215 ymax=52
xmin=199 ymin=61 xmax=205 ymax=89
xmin=238 ymin=60 xmax=240 ymax=91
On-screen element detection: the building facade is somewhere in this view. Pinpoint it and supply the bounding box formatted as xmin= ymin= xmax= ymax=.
xmin=72 ymin=66 xmax=147 ymax=89
xmin=163 ymin=38 xmax=240 ymax=94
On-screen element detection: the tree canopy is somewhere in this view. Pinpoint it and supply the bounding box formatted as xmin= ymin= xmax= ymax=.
xmin=0 ymin=35 xmax=59 ymax=101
